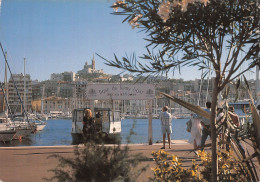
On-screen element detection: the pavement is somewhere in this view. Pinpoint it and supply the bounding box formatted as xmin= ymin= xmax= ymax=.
xmin=0 ymin=140 xmax=259 ymax=182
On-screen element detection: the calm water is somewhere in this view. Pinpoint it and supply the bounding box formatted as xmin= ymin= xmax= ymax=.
xmin=0 ymin=118 xmax=190 ymax=147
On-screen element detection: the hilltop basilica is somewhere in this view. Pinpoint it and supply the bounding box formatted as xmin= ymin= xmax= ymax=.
xmin=77 ymin=55 xmax=104 ymax=75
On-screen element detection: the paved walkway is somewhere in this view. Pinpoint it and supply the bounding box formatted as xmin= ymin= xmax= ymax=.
xmin=0 ymin=140 xmax=258 ymax=182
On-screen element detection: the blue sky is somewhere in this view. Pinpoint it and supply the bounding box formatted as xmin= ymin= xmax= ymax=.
xmin=0 ymin=0 xmax=256 ymax=82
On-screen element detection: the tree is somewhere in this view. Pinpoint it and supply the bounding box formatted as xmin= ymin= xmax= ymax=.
xmin=101 ymin=0 xmax=259 ymax=181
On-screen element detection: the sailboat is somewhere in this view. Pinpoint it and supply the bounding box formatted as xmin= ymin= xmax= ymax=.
xmin=0 ymin=111 xmax=16 ymax=143
xmin=0 ymin=126 xmax=16 ymax=143
xmin=0 ymin=46 xmax=36 ymax=139
xmin=21 ymin=57 xmax=46 ymax=132
xmin=28 ymin=113 xmax=47 ymax=131
xmin=0 ymin=54 xmax=16 ymax=142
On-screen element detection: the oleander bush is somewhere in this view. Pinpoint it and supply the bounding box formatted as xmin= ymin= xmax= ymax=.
xmin=44 ymin=142 xmax=146 ymax=182
xmin=44 ymin=119 xmax=146 ymax=182
xmin=149 ymin=150 xmax=202 ymax=182
xmin=149 ymin=149 xmax=250 ymax=182
xmin=198 ymin=150 xmax=249 ymax=182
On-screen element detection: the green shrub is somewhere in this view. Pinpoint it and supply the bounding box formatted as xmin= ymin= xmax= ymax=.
xmin=45 ymin=142 xmax=146 ymax=182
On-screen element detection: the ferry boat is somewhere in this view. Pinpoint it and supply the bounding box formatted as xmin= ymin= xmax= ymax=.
xmin=71 ymin=108 xmax=121 ymax=144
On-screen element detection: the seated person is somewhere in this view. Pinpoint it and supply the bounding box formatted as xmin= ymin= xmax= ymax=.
xmin=82 ymin=109 xmax=95 ymax=136
xmin=96 ymin=112 xmax=101 ymax=118
xmin=95 ymin=112 xmax=102 ymax=132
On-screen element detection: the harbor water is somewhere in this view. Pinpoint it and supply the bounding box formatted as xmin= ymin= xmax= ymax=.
xmin=0 ymin=118 xmax=190 ymax=147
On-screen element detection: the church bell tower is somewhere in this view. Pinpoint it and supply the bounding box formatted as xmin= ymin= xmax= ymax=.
xmin=92 ymin=54 xmax=95 ymax=70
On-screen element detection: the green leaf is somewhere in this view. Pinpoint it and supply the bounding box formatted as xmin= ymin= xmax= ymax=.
xmin=160 ymin=92 xmax=210 ymax=119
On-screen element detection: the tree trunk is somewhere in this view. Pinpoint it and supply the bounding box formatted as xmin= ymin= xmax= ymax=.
xmin=211 ymin=77 xmax=220 ymax=182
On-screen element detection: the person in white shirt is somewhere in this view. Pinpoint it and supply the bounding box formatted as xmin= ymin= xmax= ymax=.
xmin=188 ymin=114 xmax=202 ymax=151
xmin=159 ymin=106 xmax=172 ymax=149
xmin=200 ymin=101 xmax=211 ymax=151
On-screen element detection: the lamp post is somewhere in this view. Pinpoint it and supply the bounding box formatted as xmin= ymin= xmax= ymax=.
xmin=65 ymin=98 xmax=68 ymax=116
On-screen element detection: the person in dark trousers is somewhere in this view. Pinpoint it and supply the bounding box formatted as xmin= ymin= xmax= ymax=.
xmin=82 ymin=109 xmax=95 ymax=141
xmin=200 ymin=101 xmax=211 ymax=151
xmin=159 ymin=106 xmax=172 ymax=149
xmin=95 ymin=111 xmax=101 ymax=118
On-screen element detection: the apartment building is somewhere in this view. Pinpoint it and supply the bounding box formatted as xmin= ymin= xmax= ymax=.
xmin=51 ymin=71 xmax=76 ymax=82
xmin=8 ymin=74 xmax=32 ymax=113
xmin=42 ymin=96 xmax=69 ymax=114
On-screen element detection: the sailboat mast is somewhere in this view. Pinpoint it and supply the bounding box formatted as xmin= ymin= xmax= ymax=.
xmin=41 ymin=84 xmax=45 ymax=114
xmin=0 ymin=42 xmax=29 ymax=122
xmin=24 ymin=57 xmax=26 ymax=113
xmin=4 ymin=52 xmax=8 ymax=113
xmin=198 ymin=69 xmax=203 ymax=106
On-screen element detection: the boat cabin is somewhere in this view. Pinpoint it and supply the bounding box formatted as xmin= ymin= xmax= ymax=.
xmin=228 ymin=101 xmax=253 ymax=124
xmin=71 ymin=108 xmax=121 ymax=144
xmin=229 ymin=101 xmax=251 ymax=114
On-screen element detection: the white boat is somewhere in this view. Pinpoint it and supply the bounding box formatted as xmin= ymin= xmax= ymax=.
xmin=28 ymin=114 xmax=47 ymax=131
xmin=0 ymin=114 xmax=18 ymax=142
xmin=34 ymin=121 xmax=47 ymax=131
xmin=71 ymin=108 xmax=122 ymax=144
xmin=37 ymin=114 xmax=48 ymax=121
xmin=11 ymin=120 xmax=36 ymax=139
xmin=0 ymin=123 xmax=16 ymax=143
xmin=173 ymin=113 xmax=191 ymax=119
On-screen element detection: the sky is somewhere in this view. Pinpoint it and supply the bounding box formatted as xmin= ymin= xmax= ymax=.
xmin=0 ymin=0 xmax=256 ymax=82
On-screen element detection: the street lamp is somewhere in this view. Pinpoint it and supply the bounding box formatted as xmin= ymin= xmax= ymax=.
xmin=65 ymin=98 xmax=68 ymax=116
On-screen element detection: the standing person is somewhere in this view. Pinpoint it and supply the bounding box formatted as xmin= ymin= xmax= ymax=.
xmin=159 ymin=106 xmax=172 ymax=149
xmin=200 ymin=101 xmax=211 ymax=151
xmin=188 ymin=114 xmax=202 ymax=152
xmin=82 ymin=109 xmax=95 ymax=141
xmin=226 ymin=106 xmax=240 ymax=151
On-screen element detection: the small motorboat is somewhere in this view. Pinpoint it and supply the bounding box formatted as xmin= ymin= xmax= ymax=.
xmin=71 ymin=108 xmax=122 ymax=144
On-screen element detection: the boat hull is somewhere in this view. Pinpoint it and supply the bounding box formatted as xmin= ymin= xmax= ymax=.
xmin=71 ymin=132 xmax=121 ymax=145
xmin=36 ymin=124 xmax=46 ymax=131
xmin=11 ymin=123 xmax=37 ymax=139
xmin=14 ymin=128 xmax=33 ymax=139
xmin=0 ymin=130 xmax=16 ymax=143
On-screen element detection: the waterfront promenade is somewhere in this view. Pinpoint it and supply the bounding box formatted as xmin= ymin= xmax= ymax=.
xmin=0 ymin=140 xmax=258 ymax=182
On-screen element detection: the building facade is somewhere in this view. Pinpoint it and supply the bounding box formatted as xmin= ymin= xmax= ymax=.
xmin=50 ymin=71 xmax=76 ymax=82
xmin=8 ymin=74 xmax=32 ymax=113
xmin=42 ymin=96 xmax=69 ymax=114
